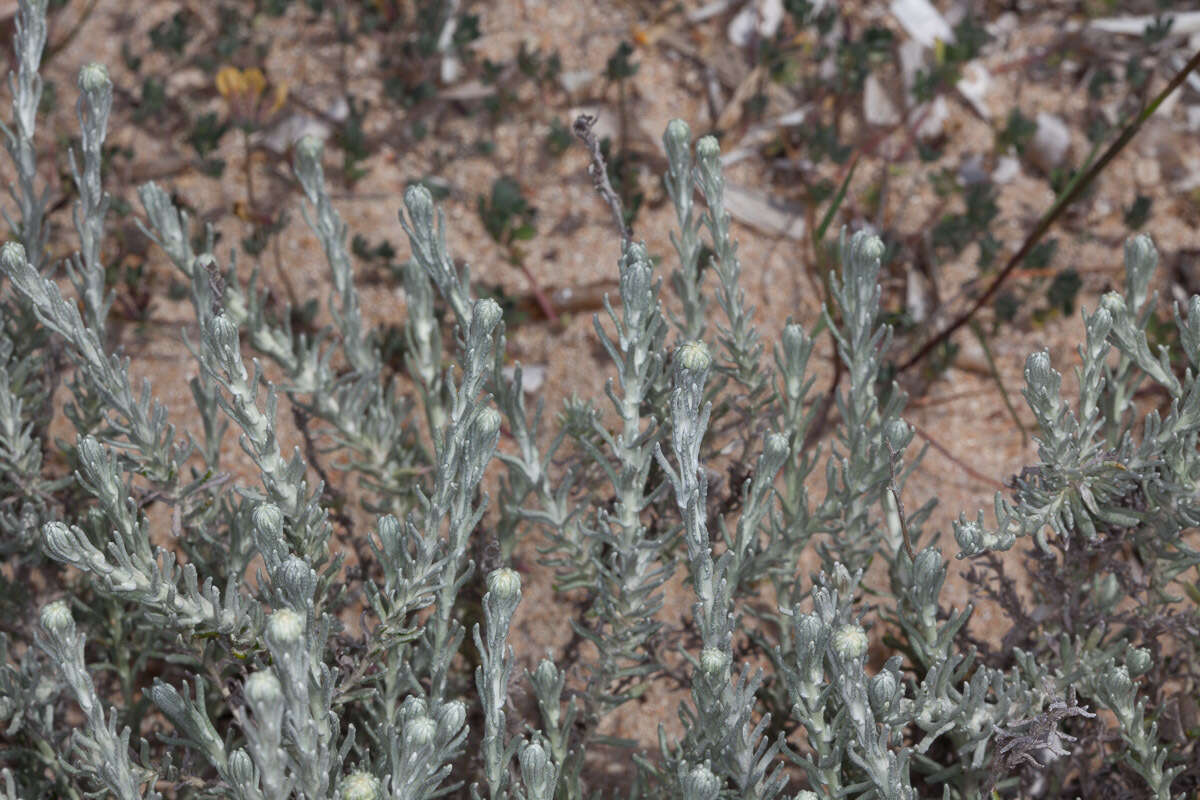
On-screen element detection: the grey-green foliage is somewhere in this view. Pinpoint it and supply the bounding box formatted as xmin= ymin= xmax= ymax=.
xmin=0 ymin=0 xmax=61 ymax=554
xmin=1 ymin=2 xmax=1199 ymax=797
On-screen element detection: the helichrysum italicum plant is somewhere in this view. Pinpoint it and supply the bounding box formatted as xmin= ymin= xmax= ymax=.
xmin=1 ymin=1 xmax=1199 ymax=797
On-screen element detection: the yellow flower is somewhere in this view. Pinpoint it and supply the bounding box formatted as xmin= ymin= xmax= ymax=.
xmin=216 ymin=66 xmax=288 ymax=128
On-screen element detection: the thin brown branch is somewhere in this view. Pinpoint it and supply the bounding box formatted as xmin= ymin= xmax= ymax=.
xmin=291 ymin=405 xmax=355 ymax=541
xmin=899 ymin=47 xmax=1200 ymax=374
xmin=885 ymin=438 xmax=916 ymax=560
xmin=910 ymin=421 xmax=1006 ymax=491
xmin=572 ymin=113 xmax=631 ymax=251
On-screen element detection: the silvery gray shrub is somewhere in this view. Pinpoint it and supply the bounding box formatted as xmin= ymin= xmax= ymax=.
xmin=0 ymin=1 xmax=1197 ymax=798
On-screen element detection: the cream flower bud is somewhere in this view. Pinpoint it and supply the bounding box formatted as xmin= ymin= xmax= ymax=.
xmin=266 ymin=608 xmax=305 ymax=647
xmin=782 ymin=322 xmax=806 ymax=352
xmin=677 ymin=341 xmax=711 ymax=372
xmin=764 ymin=432 xmax=789 ymax=461
xmin=695 ymin=135 xmax=720 ymax=162
xmin=404 ymin=184 xmax=435 ymax=223
xmin=1100 ymin=291 xmax=1126 ymax=316
xmin=883 ymin=419 xmax=910 ymax=452
xmin=533 ymin=659 xmax=558 ymax=685
xmin=0 ymin=241 xmax=26 ymax=270
xmin=473 ymin=297 xmax=503 ymax=331
xmin=854 ymin=233 xmax=885 ymax=264
xmin=520 ymin=742 xmax=553 ymax=796
xmin=227 ymin=749 xmax=254 ymax=783
xmin=296 ymin=135 xmax=323 ymax=162
xmin=832 ymin=624 xmax=868 ymax=661
xmin=243 ymin=670 xmax=282 ymax=706
xmin=253 ymin=503 xmax=283 ymax=536
xmin=1104 ymin=665 xmax=1133 ymax=705
xmin=1127 ymin=648 xmax=1152 ymax=678
xmin=680 ymin=762 xmax=720 ymax=799
xmin=42 ymin=521 xmax=82 ymax=564
xmin=486 ymin=567 xmax=521 ymax=602
xmin=1124 ymin=234 xmax=1156 ymax=276
xmin=663 ymin=118 xmax=691 ymax=157
xmin=699 ymin=647 xmax=730 ymax=676
xmin=474 ymin=407 xmax=502 ymax=439
xmin=341 ymin=771 xmax=381 ymax=800
xmin=40 ymin=600 xmax=74 ymax=638
xmin=869 ymin=669 xmax=899 ymax=713
xmin=78 ymin=63 xmax=110 ymax=94
xmin=405 ymin=714 xmax=436 ymax=747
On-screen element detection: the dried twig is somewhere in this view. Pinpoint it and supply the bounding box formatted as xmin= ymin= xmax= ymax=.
xmin=910 ymin=421 xmax=1006 ymax=491
xmin=900 ymin=47 xmax=1200 ymax=373
xmin=573 ymin=113 xmax=631 ymax=251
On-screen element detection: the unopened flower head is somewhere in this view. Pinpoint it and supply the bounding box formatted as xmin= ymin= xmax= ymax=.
xmin=473 ymin=297 xmax=503 ymax=331
xmin=40 ymin=600 xmax=74 ymax=638
xmin=764 ymin=431 xmax=789 ymax=460
xmin=521 ymin=741 xmax=547 ymax=770
xmin=664 ymin=118 xmax=691 ymax=156
xmin=519 ymin=741 xmax=551 ymax=790
xmin=832 ymin=624 xmax=868 ymax=661
xmin=341 ymin=771 xmax=381 ymax=800
xmin=1100 ymin=291 xmax=1126 ymax=316
xmin=1105 ymin=665 xmax=1133 ymax=703
xmin=253 ymin=503 xmax=283 ymax=535
xmin=695 ymin=135 xmax=720 ymax=162
xmin=782 ymin=322 xmax=807 ymax=351
xmin=794 ymin=612 xmax=823 ymax=641
xmin=77 ymin=63 xmax=110 ymax=93
xmin=1124 ymin=233 xmax=1156 ymax=274
xmin=42 ymin=521 xmax=80 ymax=563
xmin=1128 ymin=648 xmax=1152 ymax=678
xmin=0 ymin=241 xmax=26 ymax=270
xmin=677 ymin=341 xmax=711 ymax=372
xmin=403 ymin=184 xmax=435 ymax=226
xmin=243 ymin=670 xmax=282 ymax=705
xmin=533 ymin=659 xmax=558 ymax=685
xmin=681 ymin=762 xmax=720 ymax=799
xmin=437 ymin=699 xmax=466 ymax=739
xmin=1025 ymin=351 xmax=1054 ymax=383
xmin=266 ymin=608 xmax=305 ymax=646
xmin=227 ymin=750 xmax=254 ymax=782
xmin=406 ymin=713 xmax=436 ymax=747
xmin=884 ymin=419 xmax=910 ymax=452
xmin=296 ymin=135 xmax=323 ymax=162
xmin=855 ymin=232 xmax=885 ymax=264
xmin=474 ymin=407 xmax=502 ymax=439
xmin=486 ymin=567 xmax=521 ymax=601
xmin=869 ymin=669 xmax=899 ymax=712
xmin=699 ymin=647 xmax=730 ymax=676
xmin=280 ymin=554 xmax=312 ymax=582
